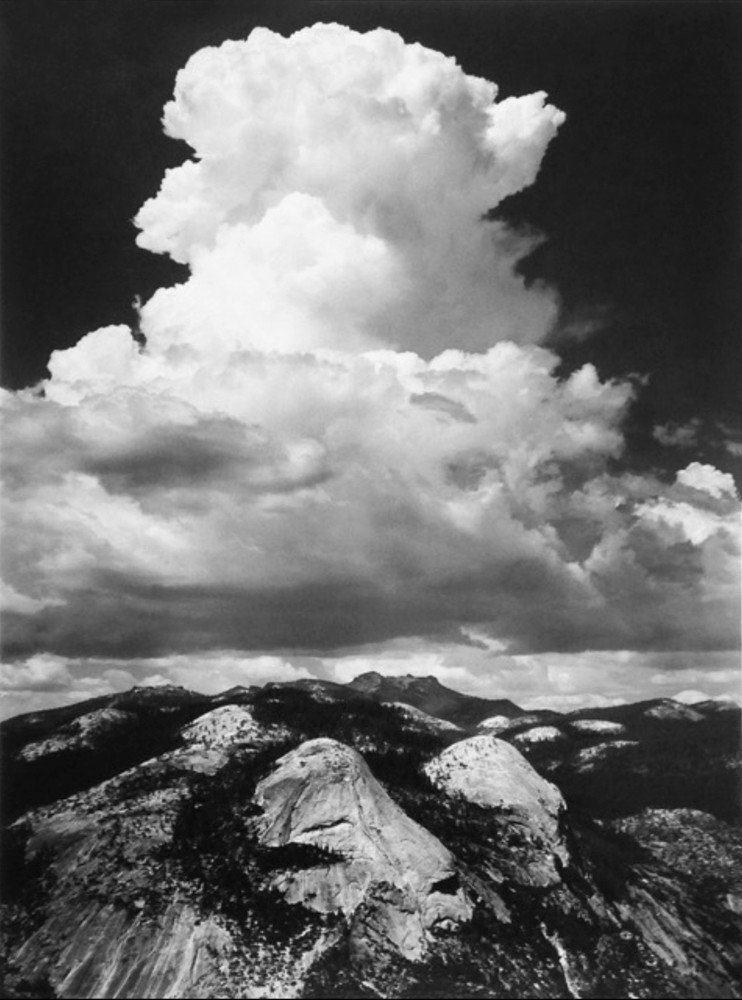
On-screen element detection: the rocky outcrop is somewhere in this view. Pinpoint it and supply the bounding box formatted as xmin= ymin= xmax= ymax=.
xmin=611 ymin=808 xmax=742 ymax=914
xmin=476 ymin=713 xmax=513 ymax=732
xmin=383 ymin=701 xmax=463 ymax=735
xmin=180 ymin=704 xmax=269 ymax=747
xmin=424 ymin=735 xmax=569 ymax=885
xmin=693 ymin=698 xmax=740 ymax=715
xmin=14 ymin=899 xmax=232 ymax=999
xmin=152 ymin=705 xmax=292 ymax=776
xmin=347 ymin=672 xmax=522 ymax=726
xmin=512 ymin=724 xmax=564 ymax=746
xmin=17 ymin=708 xmax=136 ymax=761
xmin=569 ymin=718 xmax=626 ymax=736
xmin=3 ymin=685 xmax=742 ymax=999
xmin=5 ymin=734 xmax=336 ymax=998
xmin=643 ymin=699 xmax=704 ymax=722
xmin=572 ymin=739 xmax=640 ymax=773
xmin=252 ymin=738 xmax=471 ymax=960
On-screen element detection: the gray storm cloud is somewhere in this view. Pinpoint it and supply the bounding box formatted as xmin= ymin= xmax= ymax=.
xmin=1 ymin=24 xmax=739 ymax=682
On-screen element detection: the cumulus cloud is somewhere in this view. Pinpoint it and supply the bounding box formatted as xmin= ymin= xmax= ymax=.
xmin=0 ymin=654 xmax=73 ymax=692
xmin=0 ymin=650 xmax=311 ymax=720
xmin=1 ymin=24 xmax=739 ymax=703
xmin=675 ymin=462 xmax=737 ymax=499
xmin=136 ymin=652 xmax=312 ymax=692
xmin=653 ymin=419 xmax=701 ymax=449
xmin=135 ymin=26 xmax=564 ymax=357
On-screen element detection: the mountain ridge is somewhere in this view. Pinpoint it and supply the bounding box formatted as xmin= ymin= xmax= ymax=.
xmin=1 ymin=676 xmax=741 ymax=998
xmin=347 ymin=671 xmax=524 ymax=727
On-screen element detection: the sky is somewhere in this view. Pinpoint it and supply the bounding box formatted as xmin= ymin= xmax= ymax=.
xmin=1 ymin=2 xmax=740 ymax=719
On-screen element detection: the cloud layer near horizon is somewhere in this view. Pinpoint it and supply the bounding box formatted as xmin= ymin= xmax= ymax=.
xmin=1 ymin=644 xmax=738 ymax=722
xmin=2 ymin=25 xmax=739 ymax=706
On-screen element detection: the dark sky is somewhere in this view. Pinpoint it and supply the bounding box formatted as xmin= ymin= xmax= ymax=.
xmin=2 ymin=0 xmax=741 ymax=476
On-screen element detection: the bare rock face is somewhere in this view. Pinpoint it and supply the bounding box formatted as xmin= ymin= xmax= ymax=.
xmin=476 ymin=714 xmax=514 ymax=733
xmin=424 ymin=735 xmax=569 ymax=886
xmin=644 ymin=699 xmax=704 ymax=722
xmin=569 ymin=718 xmax=626 ymax=736
xmin=156 ymin=705 xmax=291 ymax=776
xmin=179 ymin=705 xmax=267 ymax=747
xmin=17 ymin=707 xmax=137 ymax=761
xmin=4 ymin=687 xmax=742 ymax=999
xmin=383 ymin=701 xmax=463 ymax=735
xmin=6 ymin=733 xmax=336 ymax=998
xmin=14 ymin=899 xmax=233 ymax=999
xmin=512 ymin=724 xmax=564 ymax=746
xmin=252 ymin=738 xmax=471 ymax=960
xmin=572 ymin=739 xmax=640 ymax=773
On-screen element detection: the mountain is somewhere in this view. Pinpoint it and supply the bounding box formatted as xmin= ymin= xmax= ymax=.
xmin=566 ymin=696 xmax=715 ymax=726
xmin=347 ymin=672 xmax=524 ymax=727
xmin=253 ymin=738 xmax=472 ymax=962
xmin=424 ymin=735 xmax=569 ymax=887
xmin=382 ymin=702 xmax=464 ymax=738
xmin=0 ymin=686 xmax=214 ymax=822
xmin=1 ymin=680 xmax=741 ymax=998
xmin=489 ymin=701 xmax=741 ymax=824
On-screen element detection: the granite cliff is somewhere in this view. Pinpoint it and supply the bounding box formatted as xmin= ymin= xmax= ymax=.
xmin=1 ymin=679 xmax=740 ymax=998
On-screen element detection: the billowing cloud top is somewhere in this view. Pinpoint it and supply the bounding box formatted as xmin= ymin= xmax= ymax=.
xmin=135 ymin=24 xmax=564 ymax=357
xmin=2 ymin=25 xmax=739 ymax=690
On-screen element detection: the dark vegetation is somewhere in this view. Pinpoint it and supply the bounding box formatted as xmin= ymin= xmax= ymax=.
xmin=1 ymin=681 xmax=740 ymax=998
xmin=250 ymin=685 xmax=450 ymax=753
xmin=2 ymin=679 xmax=738 ymax=827
xmin=520 ymin=713 xmax=741 ymax=823
xmin=0 ymin=971 xmax=57 ymax=1000
xmin=159 ymin=687 xmax=459 ymax=943
xmin=0 ymin=824 xmax=58 ymax=999
xmin=0 ymin=700 xmax=212 ymax=822
xmin=0 ymin=823 xmax=57 ymax=940
xmin=0 ymin=696 xmax=113 ymax=742
xmin=165 ymin=745 xmax=341 ymax=943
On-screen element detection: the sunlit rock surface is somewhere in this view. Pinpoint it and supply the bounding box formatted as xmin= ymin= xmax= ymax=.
xmin=17 ymin=708 xmax=137 ymax=761
xmin=568 ymin=718 xmax=626 ymax=736
xmin=644 ymin=700 xmax=705 ymax=722
xmin=253 ymin=738 xmax=471 ymax=960
xmin=424 ymin=735 xmax=569 ymax=885
xmin=383 ymin=701 xmax=463 ymax=735
xmin=512 ymin=724 xmax=564 ymax=746
xmin=476 ymin=714 xmax=516 ymax=733
xmin=2 ymin=685 xmax=741 ymax=999
xmin=572 ymin=739 xmax=641 ymax=773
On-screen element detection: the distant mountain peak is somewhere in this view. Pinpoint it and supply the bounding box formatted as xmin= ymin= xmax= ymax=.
xmin=351 ymin=672 xmax=443 ymax=692
xmin=347 ymin=671 xmax=385 ymax=692
xmin=109 ymin=683 xmax=207 ymax=709
xmin=347 ymin=671 xmax=522 ymax=726
xmin=130 ymin=683 xmax=187 ymax=693
xmin=400 ymin=673 xmax=443 ymax=688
